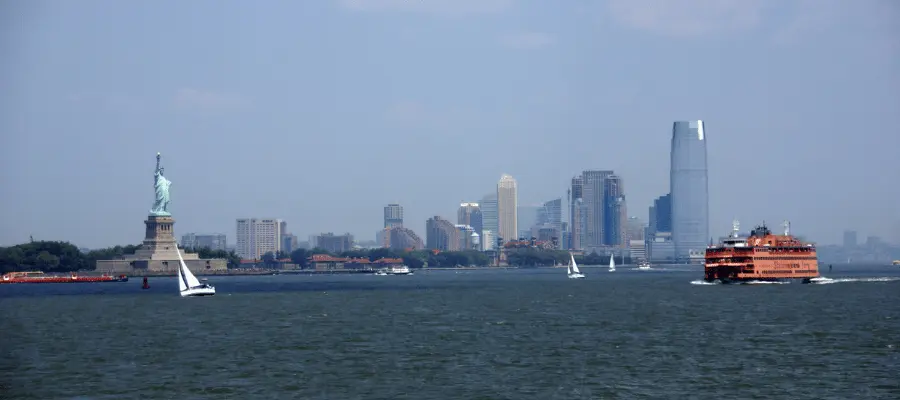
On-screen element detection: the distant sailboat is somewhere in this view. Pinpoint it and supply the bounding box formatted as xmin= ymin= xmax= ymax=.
xmin=608 ymin=255 xmax=616 ymax=272
xmin=567 ymin=253 xmax=585 ymax=279
xmin=176 ymin=245 xmax=215 ymax=297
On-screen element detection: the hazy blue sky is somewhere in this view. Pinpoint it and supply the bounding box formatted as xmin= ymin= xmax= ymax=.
xmin=2 ymin=0 xmax=898 ymax=248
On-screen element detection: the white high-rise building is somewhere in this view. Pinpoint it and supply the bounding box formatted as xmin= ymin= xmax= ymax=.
xmin=384 ymin=203 xmax=403 ymax=228
xmin=236 ymin=218 xmax=283 ymax=260
xmin=481 ymin=230 xmax=495 ymax=251
xmin=497 ymin=174 xmax=518 ymax=244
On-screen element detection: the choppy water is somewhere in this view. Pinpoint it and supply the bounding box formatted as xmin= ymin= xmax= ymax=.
xmin=2 ymin=265 xmax=899 ymax=399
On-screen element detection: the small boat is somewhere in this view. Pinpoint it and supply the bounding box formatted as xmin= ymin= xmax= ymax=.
xmin=141 ymin=276 xmax=150 ymax=289
xmin=608 ymin=255 xmax=616 ymax=272
xmin=176 ymin=245 xmax=215 ymax=297
xmin=374 ymin=270 xmax=389 ymax=276
xmin=636 ymin=260 xmax=651 ymax=270
xmin=389 ymin=265 xmax=411 ymax=275
xmin=567 ymin=253 xmax=585 ymax=279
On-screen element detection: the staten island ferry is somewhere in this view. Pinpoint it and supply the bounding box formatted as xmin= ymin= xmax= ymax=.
xmin=704 ymin=220 xmax=820 ymax=284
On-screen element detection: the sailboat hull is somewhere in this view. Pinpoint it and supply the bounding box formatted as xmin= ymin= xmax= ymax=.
xmin=568 ymin=274 xmax=585 ymax=279
xmin=180 ymin=287 xmax=216 ymax=297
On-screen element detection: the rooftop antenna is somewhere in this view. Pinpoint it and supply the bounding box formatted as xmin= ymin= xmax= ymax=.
xmin=783 ymin=220 xmax=791 ymax=236
xmin=731 ymin=219 xmax=740 ymax=238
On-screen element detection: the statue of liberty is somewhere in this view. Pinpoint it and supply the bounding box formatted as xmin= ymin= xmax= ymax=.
xmin=150 ymin=152 xmax=172 ymax=216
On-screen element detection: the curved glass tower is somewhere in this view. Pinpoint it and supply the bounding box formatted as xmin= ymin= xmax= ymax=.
xmin=670 ymin=120 xmax=709 ymax=261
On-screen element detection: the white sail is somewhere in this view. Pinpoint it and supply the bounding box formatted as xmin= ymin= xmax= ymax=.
xmin=570 ymin=254 xmax=582 ymax=274
xmin=176 ymin=246 xmax=202 ymax=288
xmin=609 ymin=254 xmax=616 ymax=271
xmin=177 ymin=257 xmax=187 ymax=292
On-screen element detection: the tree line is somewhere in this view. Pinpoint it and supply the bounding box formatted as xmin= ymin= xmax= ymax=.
xmin=0 ymin=241 xmax=137 ymax=274
xmin=0 ymin=241 xmax=244 ymax=274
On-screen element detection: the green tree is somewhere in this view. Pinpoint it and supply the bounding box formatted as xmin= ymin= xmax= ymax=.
xmin=1 ymin=241 xmax=99 ymax=273
xmin=289 ymin=248 xmax=309 ymax=267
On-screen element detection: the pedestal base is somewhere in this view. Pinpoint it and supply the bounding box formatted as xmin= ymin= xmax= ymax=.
xmin=94 ymin=214 xmax=226 ymax=273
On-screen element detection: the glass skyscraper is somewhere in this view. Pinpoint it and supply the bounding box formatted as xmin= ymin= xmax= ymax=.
xmin=670 ymin=120 xmax=709 ymax=261
xmin=480 ymin=192 xmax=498 ymax=244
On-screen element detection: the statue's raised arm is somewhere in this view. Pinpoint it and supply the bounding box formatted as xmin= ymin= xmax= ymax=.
xmin=150 ymin=152 xmax=172 ymax=216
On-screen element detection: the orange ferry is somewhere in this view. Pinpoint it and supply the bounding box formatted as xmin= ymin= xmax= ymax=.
xmin=704 ymin=220 xmax=820 ymax=284
xmin=0 ymin=271 xmax=128 ymax=284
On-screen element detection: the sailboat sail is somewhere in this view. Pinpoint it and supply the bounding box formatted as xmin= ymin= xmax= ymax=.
xmin=177 ymin=259 xmax=187 ymax=292
xmin=176 ymin=246 xmax=202 ymax=288
xmin=570 ymin=254 xmax=581 ymax=274
xmin=609 ymin=255 xmax=616 ymax=271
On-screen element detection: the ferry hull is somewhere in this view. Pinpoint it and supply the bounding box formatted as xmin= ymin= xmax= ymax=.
xmin=704 ymin=265 xmax=818 ymax=283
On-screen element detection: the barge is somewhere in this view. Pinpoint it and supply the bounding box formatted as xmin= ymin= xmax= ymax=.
xmin=1 ymin=271 xmax=128 ymax=284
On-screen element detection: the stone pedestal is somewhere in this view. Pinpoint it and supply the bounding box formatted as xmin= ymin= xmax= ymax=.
xmin=132 ymin=215 xmax=198 ymax=262
xmin=96 ymin=214 xmax=227 ymax=274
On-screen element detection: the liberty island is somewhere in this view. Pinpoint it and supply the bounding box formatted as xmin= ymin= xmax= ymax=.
xmin=95 ymin=153 xmax=227 ymax=274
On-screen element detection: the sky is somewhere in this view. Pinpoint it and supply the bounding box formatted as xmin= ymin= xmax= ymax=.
xmin=1 ymin=0 xmax=899 ymax=248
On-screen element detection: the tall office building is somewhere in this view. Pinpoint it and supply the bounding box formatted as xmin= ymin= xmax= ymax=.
xmin=235 ymin=218 xmax=283 ymax=260
xmin=497 ymin=174 xmax=518 ymax=244
xmin=481 ymin=230 xmax=495 ymax=251
xmin=670 ymin=120 xmax=709 ymax=261
xmin=578 ymin=170 xmax=615 ymax=248
xmin=569 ymin=176 xmax=584 ymax=250
xmin=180 ymin=233 xmax=227 ymax=251
xmin=426 ymin=216 xmax=460 ymax=251
xmin=649 ymin=193 xmax=672 ymax=234
xmin=457 ymin=203 xmax=483 ymax=237
xmin=384 ymin=204 xmax=403 ymax=228
xmin=480 ymin=193 xmax=498 ymax=240
xmin=603 ymin=175 xmax=627 ymax=246
xmin=536 ymin=198 xmax=563 ymax=238
xmin=312 ymin=232 xmax=354 ymax=253
xmin=388 ymin=227 xmax=424 ymax=251
xmin=625 ymin=216 xmax=646 ymax=242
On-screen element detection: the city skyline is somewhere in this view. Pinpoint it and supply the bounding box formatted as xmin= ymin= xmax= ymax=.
xmin=3 ymin=1 xmax=898 ymax=248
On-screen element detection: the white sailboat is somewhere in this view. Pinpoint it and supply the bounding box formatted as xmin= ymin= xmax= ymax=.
xmin=176 ymin=245 xmax=215 ymax=297
xmin=608 ymin=254 xmax=616 ymax=272
xmin=567 ymin=253 xmax=585 ymax=279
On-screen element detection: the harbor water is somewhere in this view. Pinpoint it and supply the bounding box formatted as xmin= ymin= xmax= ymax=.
xmin=1 ymin=265 xmax=899 ymax=399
